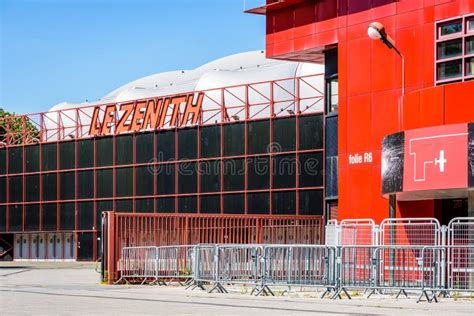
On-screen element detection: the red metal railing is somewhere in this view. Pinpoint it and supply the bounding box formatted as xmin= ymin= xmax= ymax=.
xmin=0 ymin=74 xmax=324 ymax=146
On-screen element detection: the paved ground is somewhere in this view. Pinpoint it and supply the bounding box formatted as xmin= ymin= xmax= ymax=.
xmin=1 ymin=262 xmax=473 ymax=315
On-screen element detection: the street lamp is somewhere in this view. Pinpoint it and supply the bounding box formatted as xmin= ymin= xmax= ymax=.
xmin=368 ymin=22 xmax=406 ymax=223
xmin=368 ymin=22 xmax=405 ymax=97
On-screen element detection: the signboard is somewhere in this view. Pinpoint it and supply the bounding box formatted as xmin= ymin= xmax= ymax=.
xmin=403 ymin=123 xmax=468 ymax=192
xmin=88 ymin=92 xmax=204 ymax=136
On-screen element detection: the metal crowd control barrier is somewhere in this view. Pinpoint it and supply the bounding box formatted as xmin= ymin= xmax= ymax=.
xmin=192 ymin=244 xmax=218 ymax=291
xmin=263 ymin=245 xmax=337 ymax=297
xmin=116 ymin=246 xmax=158 ymax=284
xmin=446 ymin=245 xmax=474 ymax=294
xmin=340 ymin=219 xmax=377 ymax=246
xmin=335 ymin=246 xmax=376 ymax=299
xmin=113 ymin=217 xmax=474 ymax=303
xmin=215 ymin=245 xmax=266 ymax=295
xmin=380 ymin=218 xmax=441 ymax=246
xmin=155 ymin=245 xmax=194 ymax=285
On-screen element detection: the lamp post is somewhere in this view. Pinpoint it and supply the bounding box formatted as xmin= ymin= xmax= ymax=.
xmin=368 ymin=21 xmax=405 ymax=221
xmin=368 ymin=22 xmax=405 ymax=124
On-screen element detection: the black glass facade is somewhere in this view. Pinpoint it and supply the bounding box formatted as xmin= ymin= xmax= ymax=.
xmin=0 ymin=113 xmax=324 ymax=235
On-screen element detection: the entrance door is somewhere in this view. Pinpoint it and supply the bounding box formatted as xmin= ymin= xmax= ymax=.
xmin=14 ymin=234 xmax=28 ymax=260
xmin=441 ymin=198 xmax=468 ymax=225
xmin=77 ymin=232 xmax=94 ymax=261
xmin=31 ymin=235 xmax=40 ymax=260
xmin=64 ymin=233 xmax=75 ymax=260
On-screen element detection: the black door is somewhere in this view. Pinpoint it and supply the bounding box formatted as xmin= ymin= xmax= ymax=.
xmin=77 ymin=232 xmax=94 ymax=261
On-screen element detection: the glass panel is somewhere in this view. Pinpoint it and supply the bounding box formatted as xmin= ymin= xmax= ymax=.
xmin=469 ymin=19 xmax=474 ymax=31
xmin=59 ymin=172 xmax=75 ymax=200
xmin=136 ymin=132 xmax=154 ymax=163
xmin=272 ymin=191 xmax=296 ymax=215
xmin=437 ymin=38 xmax=462 ymax=59
xmin=223 ymin=122 xmax=244 ymax=156
xmin=272 ymin=154 xmax=296 ymax=189
xmin=299 ymin=152 xmax=323 ymax=187
xmin=178 ymin=127 xmax=197 ymax=160
xmin=8 ymin=147 xmax=23 ymax=174
xmin=96 ymin=169 xmax=113 ymax=198
xmin=78 ymin=170 xmax=94 ymax=199
xmin=247 ymin=156 xmax=269 ymax=190
xmin=178 ymin=196 xmax=197 ymax=213
xmin=223 ymin=158 xmax=244 ymax=191
xmin=77 ymin=139 xmax=94 ymax=168
xmin=156 ymin=197 xmax=175 ymax=213
xmin=467 ymin=36 xmax=474 ymax=55
xmin=178 ymin=162 xmax=197 ymax=193
xmin=248 ymin=192 xmax=269 ymax=214
xmin=135 ymin=198 xmax=154 ymax=213
xmin=78 ymin=201 xmax=94 ymax=230
xmin=116 ymin=167 xmax=133 ymax=197
xmin=466 ymin=57 xmax=474 ymax=76
xmin=327 ymin=78 xmax=339 ymax=113
xmin=25 ymin=204 xmax=40 ymax=231
xmin=96 ymin=137 xmax=113 ymax=167
xmin=157 ymin=163 xmax=175 ymax=195
xmin=223 ymin=194 xmax=244 ymax=214
xmin=42 ymin=173 xmax=58 ymax=201
xmin=96 ymin=200 xmax=113 ymax=230
xmin=25 ymin=145 xmax=39 ymax=172
xmin=200 ymin=125 xmax=221 ymax=158
xmin=248 ymin=120 xmax=269 ymax=154
xmin=25 ymin=174 xmax=40 ymax=202
xmin=42 ymin=143 xmax=57 ymax=171
xmin=116 ymin=135 xmax=133 ymax=165
xmin=135 ymin=166 xmax=154 ymax=196
xmin=0 ymin=205 xmax=6 ymax=232
xmin=0 ymin=177 xmax=5 ymax=202
xmin=42 ymin=203 xmax=57 ymax=231
xmin=437 ymin=59 xmax=462 ymax=80
xmin=116 ymin=199 xmax=133 ymax=212
xmin=156 ymin=130 xmax=175 ymax=161
xmin=59 ymin=141 xmax=75 ymax=170
xmin=299 ymin=114 xmax=323 ymax=150
xmin=9 ymin=204 xmax=23 ymax=231
xmin=9 ymin=176 xmax=23 ymax=202
xmin=60 ymin=202 xmax=75 ymax=231
xmin=273 ymin=117 xmax=295 ymax=152
xmin=299 ymin=190 xmax=323 ymax=215
xmin=440 ymin=20 xmax=462 ymax=36
xmin=200 ymin=160 xmax=220 ymax=193
xmin=200 ymin=195 xmax=220 ymax=214
xmin=0 ymin=149 xmax=5 ymax=174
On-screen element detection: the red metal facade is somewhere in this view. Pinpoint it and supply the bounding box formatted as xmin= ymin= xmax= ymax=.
xmin=254 ymin=0 xmax=474 ymax=222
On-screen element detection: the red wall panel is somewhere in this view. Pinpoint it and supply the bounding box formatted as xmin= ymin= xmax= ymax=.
xmin=262 ymin=0 xmax=474 ymax=223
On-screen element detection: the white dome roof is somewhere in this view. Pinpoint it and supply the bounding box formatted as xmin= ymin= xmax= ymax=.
xmin=44 ymin=50 xmax=324 ymax=140
xmin=49 ymin=50 xmax=323 ymax=111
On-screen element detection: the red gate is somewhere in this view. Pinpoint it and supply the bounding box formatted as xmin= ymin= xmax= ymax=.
xmin=102 ymin=211 xmax=323 ymax=283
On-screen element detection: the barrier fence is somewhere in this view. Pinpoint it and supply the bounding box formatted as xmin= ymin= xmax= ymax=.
xmin=111 ymin=216 xmax=474 ymax=303
xmin=115 ymin=243 xmax=474 ymax=302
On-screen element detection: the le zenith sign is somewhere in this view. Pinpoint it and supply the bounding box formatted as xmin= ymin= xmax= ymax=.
xmin=88 ymin=92 xmax=204 ymax=136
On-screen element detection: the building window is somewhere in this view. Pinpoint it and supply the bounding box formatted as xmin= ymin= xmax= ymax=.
xmin=436 ymin=15 xmax=474 ymax=84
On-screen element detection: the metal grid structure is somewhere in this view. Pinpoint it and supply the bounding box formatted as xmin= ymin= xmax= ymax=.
xmin=0 ymin=73 xmax=326 ymax=261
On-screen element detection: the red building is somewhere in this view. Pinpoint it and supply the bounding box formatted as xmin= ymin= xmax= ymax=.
xmin=247 ymin=0 xmax=474 ymax=224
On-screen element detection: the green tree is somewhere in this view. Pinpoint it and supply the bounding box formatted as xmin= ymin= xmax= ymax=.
xmin=0 ymin=108 xmax=40 ymax=144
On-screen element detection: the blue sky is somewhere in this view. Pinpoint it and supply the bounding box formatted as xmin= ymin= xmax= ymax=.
xmin=0 ymin=0 xmax=265 ymax=114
